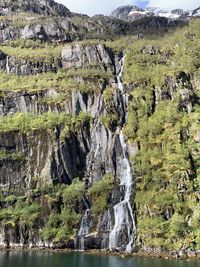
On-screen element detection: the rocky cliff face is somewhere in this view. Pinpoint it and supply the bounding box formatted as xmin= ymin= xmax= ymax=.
xmin=110 ymin=5 xmax=197 ymax=22
xmin=192 ymin=6 xmax=200 ymax=16
xmin=0 ymin=38 xmax=136 ymax=250
xmin=0 ymin=0 xmax=200 ymax=257
xmin=0 ymin=0 xmax=186 ymax=44
xmin=110 ymin=5 xmax=143 ymax=21
xmin=0 ymin=0 xmax=71 ymax=16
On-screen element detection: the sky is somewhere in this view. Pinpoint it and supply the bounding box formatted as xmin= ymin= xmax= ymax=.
xmin=56 ymin=0 xmax=200 ymax=16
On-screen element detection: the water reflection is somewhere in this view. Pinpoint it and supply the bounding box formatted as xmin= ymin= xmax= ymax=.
xmin=0 ymin=251 xmax=199 ymax=267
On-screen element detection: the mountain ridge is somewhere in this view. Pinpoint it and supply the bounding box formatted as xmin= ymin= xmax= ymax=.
xmin=110 ymin=4 xmax=200 ymax=22
xmin=0 ymin=0 xmax=199 ymax=21
xmin=0 ymin=0 xmax=199 ymax=256
xmin=0 ymin=0 xmax=71 ymax=17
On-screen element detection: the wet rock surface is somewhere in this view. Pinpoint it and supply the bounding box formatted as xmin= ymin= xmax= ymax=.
xmin=0 ymin=0 xmax=199 ymax=256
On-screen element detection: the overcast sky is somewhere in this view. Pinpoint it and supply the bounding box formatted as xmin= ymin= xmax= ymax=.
xmin=56 ymin=0 xmax=199 ymax=16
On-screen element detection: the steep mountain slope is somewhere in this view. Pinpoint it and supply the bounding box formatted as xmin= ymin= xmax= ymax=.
xmin=110 ymin=5 xmax=196 ymax=22
xmin=0 ymin=0 xmax=186 ymax=44
xmin=0 ymin=0 xmax=71 ymax=16
xmin=110 ymin=5 xmax=143 ymax=21
xmin=192 ymin=6 xmax=200 ymax=17
xmin=0 ymin=0 xmax=200 ymax=258
xmin=123 ymin=19 xmax=200 ymax=254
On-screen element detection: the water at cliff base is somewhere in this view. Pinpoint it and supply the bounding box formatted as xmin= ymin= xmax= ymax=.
xmin=0 ymin=251 xmax=199 ymax=267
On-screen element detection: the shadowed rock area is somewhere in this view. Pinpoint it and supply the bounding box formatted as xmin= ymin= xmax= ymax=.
xmin=0 ymin=0 xmax=199 ymax=259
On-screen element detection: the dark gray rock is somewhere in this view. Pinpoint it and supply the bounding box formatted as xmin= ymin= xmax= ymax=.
xmin=110 ymin=5 xmax=145 ymax=21
xmin=0 ymin=0 xmax=71 ymax=17
xmin=155 ymin=71 xmax=194 ymax=113
xmin=0 ymin=27 xmax=21 ymax=43
xmin=1 ymin=56 xmax=62 ymax=76
xmin=192 ymin=6 xmax=200 ymax=16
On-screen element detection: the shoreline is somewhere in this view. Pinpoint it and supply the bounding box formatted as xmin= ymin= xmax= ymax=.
xmin=85 ymin=249 xmax=200 ymax=261
xmin=1 ymin=247 xmax=200 ymax=261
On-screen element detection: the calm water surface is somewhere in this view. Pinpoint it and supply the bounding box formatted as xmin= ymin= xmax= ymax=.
xmin=0 ymin=251 xmax=199 ymax=267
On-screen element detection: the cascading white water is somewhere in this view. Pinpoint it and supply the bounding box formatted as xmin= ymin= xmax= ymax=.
xmin=78 ymin=209 xmax=90 ymax=237
xmin=117 ymin=55 xmax=128 ymax=122
xmin=6 ymin=56 xmax=10 ymax=74
xmin=77 ymin=198 xmax=90 ymax=251
xmin=109 ymin=131 xmax=136 ymax=252
xmin=117 ymin=56 xmax=125 ymax=92
xmin=109 ymin=55 xmax=136 ymax=252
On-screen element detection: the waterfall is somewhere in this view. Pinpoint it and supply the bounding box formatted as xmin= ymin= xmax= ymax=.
xmin=77 ymin=198 xmax=90 ymax=251
xmin=6 ymin=56 xmax=10 ymax=74
xmin=78 ymin=209 xmax=90 ymax=237
xmin=117 ymin=55 xmax=128 ymax=123
xmin=109 ymin=55 xmax=136 ymax=252
xmin=117 ymin=56 xmax=125 ymax=92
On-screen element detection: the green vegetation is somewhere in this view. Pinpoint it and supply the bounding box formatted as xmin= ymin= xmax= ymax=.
xmin=100 ymin=87 xmax=122 ymax=130
xmin=0 ymin=112 xmax=91 ymax=133
xmin=0 ymin=180 xmax=86 ymax=243
xmin=88 ymin=174 xmax=114 ymax=215
xmin=42 ymin=209 xmax=81 ymax=242
xmin=100 ymin=114 xmax=119 ymax=130
xmin=66 ymin=68 xmax=113 ymax=80
xmin=105 ymin=37 xmax=130 ymax=53
xmin=130 ymin=95 xmax=200 ymax=250
xmin=0 ymin=150 xmax=25 ymax=161
xmin=0 ymin=10 xmax=200 ymax=252
xmin=0 ymin=201 xmax=40 ymax=227
xmin=62 ymin=179 xmax=85 ymax=206
xmin=0 ymin=67 xmax=112 ymax=93
xmin=2 ymin=39 xmax=62 ymax=62
xmin=39 ymin=93 xmax=68 ymax=105
xmin=120 ymin=19 xmax=200 ymax=251
xmin=42 ymin=180 xmax=85 ymax=242
xmin=0 ymin=71 xmax=69 ymax=92
xmin=103 ymin=87 xmax=116 ymax=102
xmin=41 ymin=174 xmax=115 ymax=242
xmin=124 ymin=19 xmax=200 ymax=86
xmin=0 ymin=13 xmax=43 ymax=28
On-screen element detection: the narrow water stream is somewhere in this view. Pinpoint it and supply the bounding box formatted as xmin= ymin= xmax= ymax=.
xmin=77 ymin=54 xmax=136 ymax=252
xmin=109 ymin=54 xmax=136 ymax=252
xmin=109 ymin=130 xmax=136 ymax=252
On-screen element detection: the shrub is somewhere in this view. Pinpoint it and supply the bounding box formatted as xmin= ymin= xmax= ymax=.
xmin=88 ymin=174 xmax=114 ymax=215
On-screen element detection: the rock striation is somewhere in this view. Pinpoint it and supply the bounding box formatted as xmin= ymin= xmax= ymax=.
xmin=0 ymin=0 xmax=199 ymax=257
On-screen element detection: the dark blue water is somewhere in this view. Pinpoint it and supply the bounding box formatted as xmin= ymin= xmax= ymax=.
xmin=0 ymin=251 xmax=199 ymax=267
